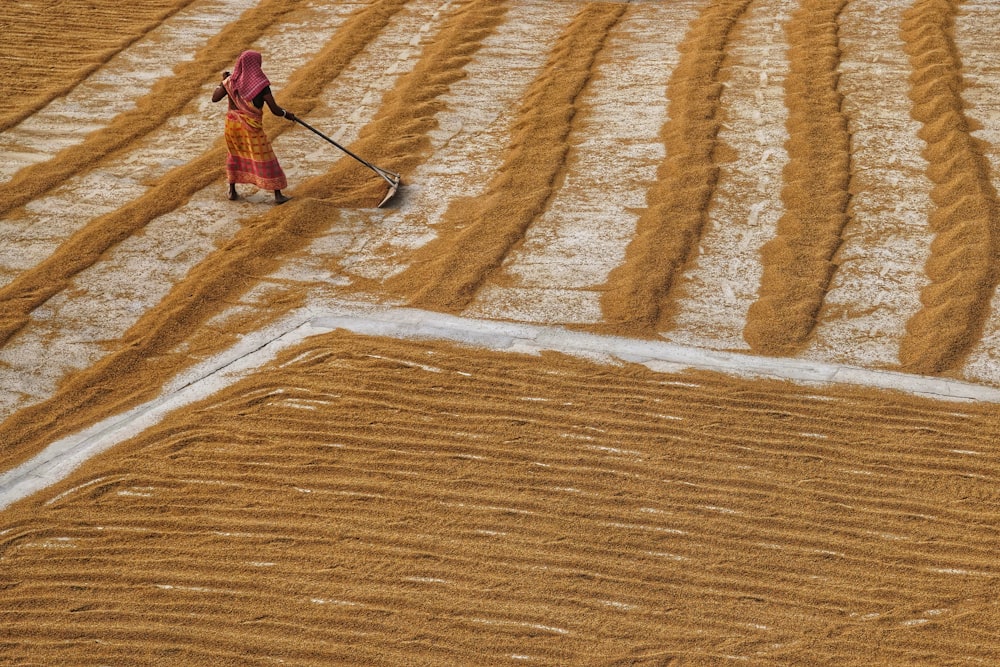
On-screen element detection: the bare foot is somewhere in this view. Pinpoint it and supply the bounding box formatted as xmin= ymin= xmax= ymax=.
xmin=274 ymin=192 xmax=291 ymax=205
xmin=228 ymin=188 xmax=239 ymax=201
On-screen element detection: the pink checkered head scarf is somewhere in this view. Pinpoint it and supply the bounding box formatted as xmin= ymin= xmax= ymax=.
xmin=228 ymin=50 xmax=270 ymax=100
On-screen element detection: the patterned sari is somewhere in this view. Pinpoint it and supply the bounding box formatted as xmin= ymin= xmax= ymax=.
xmin=222 ymin=80 xmax=287 ymax=191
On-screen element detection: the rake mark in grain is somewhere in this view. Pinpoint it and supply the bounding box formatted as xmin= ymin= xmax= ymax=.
xmin=305 ymin=0 xmax=510 ymax=208
xmin=600 ymin=0 xmax=752 ymax=338
xmin=743 ymin=0 xmax=853 ymax=355
xmin=4 ymin=332 xmax=1000 ymax=663
xmin=385 ymin=3 xmax=627 ymax=312
xmin=0 ymin=0 xmax=507 ymax=474
xmin=0 ymin=0 xmax=198 ymax=132
xmin=897 ymin=0 xmax=1000 ymax=373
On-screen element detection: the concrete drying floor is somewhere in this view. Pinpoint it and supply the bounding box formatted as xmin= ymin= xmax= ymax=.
xmin=3 ymin=0 xmax=1000 ymax=663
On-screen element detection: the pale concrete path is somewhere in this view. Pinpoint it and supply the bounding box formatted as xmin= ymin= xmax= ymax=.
xmin=4 ymin=301 xmax=1000 ymax=512
xmin=802 ymin=0 xmax=933 ymax=369
xmin=0 ymin=0 xmax=449 ymax=422
xmin=956 ymin=1 xmax=1000 ymax=383
xmin=0 ymin=0 xmax=260 ymax=184
xmin=664 ymin=0 xmax=792 ymax=351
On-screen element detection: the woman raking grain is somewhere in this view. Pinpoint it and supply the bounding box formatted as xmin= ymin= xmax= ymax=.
xmin=212 ymin=50 xmax=296 ymax=204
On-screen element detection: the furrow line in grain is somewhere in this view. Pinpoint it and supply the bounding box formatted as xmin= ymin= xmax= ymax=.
xmin=304 ymin=450 xmax=1000 ymax=529
xmin=2 ymin=619 xmax=359 ymax=664
xmin=743 ymin=0 xmax=853 ymax=354
xmin=152 ymin=346 xmax=982 ymax=439
xmin=897 ymin=0 xmax=1000 ymax=373
xmin=0 ymin=1 xmax=508 ymax=471
xmin=248 ymin=367 xmax=992 ymax=455
xmin=5 ymin=531 xmax=935 ymax=644
xmin=959 ymin=1 xmax=1000 ymax=382
xmin=3 ymin=564 xmax=592 ymax=648
xmin=87 ymin=461 xmax=1000 ymax=550
xmin=1 ymin=528 xmax=992 ymax=656
xmin=801 ymin=0 xmax=935 ymax=369
xmin=384 ymin=3 xmax=628 ymax=311
xmin=193 ymin=338 xmax=1000 ymax=446
xmin=809 ymin=625 xmax=998 ymax=665
xmin=3 ymin=332 xmax=1000 ymax=661
xmin=275 ymin=1 xmax=574 ymax=300
xmin=383 ymin=479 xmax=997 ymax=565
xmin=466 ymin=1 xmax=705 ymax=325
xmin=324 ymin=482 xmax=992 ymax=565
xmin=0 ymin=0 xmax=303 ymax=220
xmin=600 ymin=0 xmax=753 ymax=337
xmin=0 ymin=0 xmax=198 ymax=132
xmin=4 ymin=535 xmax=987 ymax=621
xmin=665 ymin=0 xmax=792 ymax=351
xmin=163 ymin=340 xmax=1000 ymax=455
xmin=278 ymin=0 xmax=512 ymax=206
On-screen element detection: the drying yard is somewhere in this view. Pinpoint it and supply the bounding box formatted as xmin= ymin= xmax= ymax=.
xmin=2 ymin=0 xmax=1000 ymax=663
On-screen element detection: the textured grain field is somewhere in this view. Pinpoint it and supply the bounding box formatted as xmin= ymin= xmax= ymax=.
xmin=2 ymin=0 xmax=1000 ymax=663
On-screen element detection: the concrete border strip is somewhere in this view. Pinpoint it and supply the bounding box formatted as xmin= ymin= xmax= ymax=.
xmin=3 ymin=303 xmax=999 ymax=510
xmin=0 ymin=313 xmax=322 ymax=510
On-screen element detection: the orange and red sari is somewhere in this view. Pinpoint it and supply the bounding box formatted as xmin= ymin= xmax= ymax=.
xmin=222 ymin=80 xmax=287 ymax=191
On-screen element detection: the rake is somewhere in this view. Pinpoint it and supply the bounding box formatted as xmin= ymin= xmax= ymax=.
xmin=294 ymin=118 xmax=401 ymax=208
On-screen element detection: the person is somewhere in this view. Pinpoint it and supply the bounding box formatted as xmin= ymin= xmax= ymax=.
xmin=212 ymin=50 xmax=297 ymax=204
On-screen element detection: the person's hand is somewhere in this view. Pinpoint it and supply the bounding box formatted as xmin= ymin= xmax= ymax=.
xmin=284 ymin=110 xmax=297 ymax=122
xmin=222 ymin=71 xmax=230 ymax=80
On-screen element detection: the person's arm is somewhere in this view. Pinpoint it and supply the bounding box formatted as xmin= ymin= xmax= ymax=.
xmin=262 ymin=91 xmax=296 ymax=122
xmin=211 ymin=71 xmax=230 ymax=103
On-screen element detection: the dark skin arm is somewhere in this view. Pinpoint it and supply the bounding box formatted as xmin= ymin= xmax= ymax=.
xmin=211 ymin=72 xmax=230 ymax=104
xmin=261 ymin=91 xmax=296 ymax=122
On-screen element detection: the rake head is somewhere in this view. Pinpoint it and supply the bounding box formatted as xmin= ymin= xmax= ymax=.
xmin=377 ymin=172 xmax=402 ymax=208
